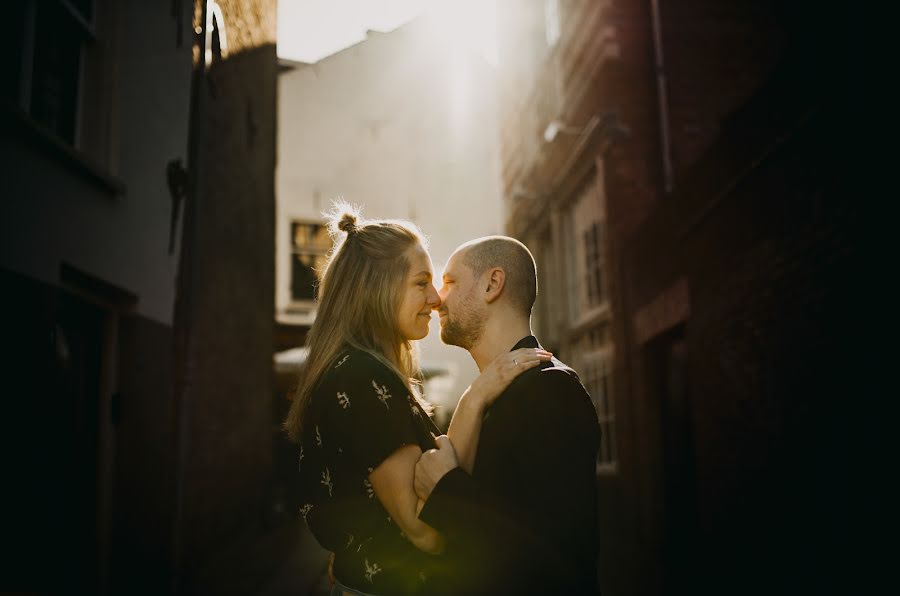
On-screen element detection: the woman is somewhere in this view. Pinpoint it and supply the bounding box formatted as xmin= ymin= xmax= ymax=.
xmin=283 ymin=205 xmax=549 ymax=595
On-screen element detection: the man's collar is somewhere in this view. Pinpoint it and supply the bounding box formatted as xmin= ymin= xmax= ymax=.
xmin=510 ymin=335 xmax=541 ymax=351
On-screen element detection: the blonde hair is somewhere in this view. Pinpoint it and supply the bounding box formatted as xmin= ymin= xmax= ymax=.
xmin=284 ymin=202 xmax=428 ymax=442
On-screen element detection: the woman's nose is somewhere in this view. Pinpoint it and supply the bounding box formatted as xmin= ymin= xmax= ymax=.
xmin=427 ymin=285 xmax=441 ymax=309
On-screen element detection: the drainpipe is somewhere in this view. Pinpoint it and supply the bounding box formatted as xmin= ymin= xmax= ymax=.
xmin=650 ymin=0 xmax=674 ymax=193
xmin=172 ymin=1 xmax=207 ymax=592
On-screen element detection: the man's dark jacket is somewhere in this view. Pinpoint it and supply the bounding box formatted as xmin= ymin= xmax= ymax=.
xmin=419 ymin=336 xmax=600 ymax=594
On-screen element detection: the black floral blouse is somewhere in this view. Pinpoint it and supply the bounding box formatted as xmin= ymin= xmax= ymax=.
xmin=297 ymin=347 xmax=442 ymax=595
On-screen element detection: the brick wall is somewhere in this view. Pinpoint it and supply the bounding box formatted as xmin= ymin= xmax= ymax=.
xmin=611 ymin=0 xmax=851 ymax=593
xmin=498 ymin=0 xmax=851 ymax=594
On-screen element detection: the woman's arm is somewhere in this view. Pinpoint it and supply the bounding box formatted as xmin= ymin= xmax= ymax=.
xmin=445 ymin=388 xmax=486 ymax=474
xmin=369 ymin=444 xmax=445 ymax=554
xmin=446 ymin=347 xmax=552 ymax=473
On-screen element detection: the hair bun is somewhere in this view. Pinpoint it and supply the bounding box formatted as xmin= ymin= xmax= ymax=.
xmin=337 ymin=212 xmax=358 ymax=234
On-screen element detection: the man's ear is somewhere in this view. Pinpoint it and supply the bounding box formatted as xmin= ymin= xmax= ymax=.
xmin=483 ymin=268 xmax=506 ymax=304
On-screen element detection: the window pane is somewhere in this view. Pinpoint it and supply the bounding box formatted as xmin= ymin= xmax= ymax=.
xmin=291 ymin=222 xmax=332 ymax=303
xmin=609 ymin=420 xmax=617 ymax=463
xmin=597 ymin=222 xmax=605 ymax=263
xmin=1 ymin=2 xmax=27 ymax=104
xmin=293 ymin=222 xmax=331 ymax=252
xmin=602 ymin=374 xmax=612 ymax=416
xmin=566 ymin=209 xmax=578 ymax=322
xmin=31 ymin=1 xmax=83 ymax=144
xmin=595 ymin=267 xmax=604 ymax=303
xmin=291 ymin=254 xmax=318 ymax=301
xmin=599 ymin=421 xmax=609 ymax=463
xmin=598 ymin=374 xmax=608 ymax=418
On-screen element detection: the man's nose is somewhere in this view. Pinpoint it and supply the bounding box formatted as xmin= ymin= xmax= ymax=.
xmin=433 ymin=286 xmax=448 ymax=309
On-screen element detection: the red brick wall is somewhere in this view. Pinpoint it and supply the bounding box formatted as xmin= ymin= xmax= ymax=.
xmin=610 ymin=0 xmax=850 ymax=593
xmin=498 ymin=0 xmax=850 ymax=594
xmin=622 ymin=109 xmax=851 ymax=595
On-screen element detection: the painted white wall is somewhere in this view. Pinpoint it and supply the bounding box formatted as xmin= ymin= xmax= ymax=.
xmin=276 ymin=19 xmax=504 ymax=417
xmin=0 ymin=2 xmax=192 ymax=325
xmin=109 ymin=1 xmax=192 ymax=324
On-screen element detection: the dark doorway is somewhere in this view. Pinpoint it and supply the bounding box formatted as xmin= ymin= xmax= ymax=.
xmin=3 ymin=272 xmax=105 ymax=594
xmin=645 ymin=324 xmax=700 ymax=593
xmin=55 ymin=291 xmax=105 ymax=593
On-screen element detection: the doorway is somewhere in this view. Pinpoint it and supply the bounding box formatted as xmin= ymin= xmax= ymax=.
xmin=645 ymin=324 xmax=700 ymax=593
xmin=3 ymin=274 xmax=104 ymax=593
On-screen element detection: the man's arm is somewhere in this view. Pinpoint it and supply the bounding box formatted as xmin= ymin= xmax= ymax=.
xmin=416 ymin=456 xmax=522 ymax=593
xmin=516 ymin=373 xmax=600 ymax=586
xmin=416 ymin=369 xmax=600 ymax=589
xmin=415 ymin=435 xmax=505 ymax=558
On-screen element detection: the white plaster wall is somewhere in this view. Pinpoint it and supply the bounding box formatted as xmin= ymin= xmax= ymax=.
xmin=276 ymin=20 xmax=505 ymax=416
xmin=109 ymin=0 xmax=192 ymax=324
xmin=0 ymin=1 xmax=192 ymax=325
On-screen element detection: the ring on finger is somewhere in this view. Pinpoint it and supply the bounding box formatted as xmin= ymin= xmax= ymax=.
xmin=514 ymin=359 xmax=519 ymax=366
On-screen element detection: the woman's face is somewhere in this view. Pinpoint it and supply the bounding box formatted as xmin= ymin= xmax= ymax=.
xmin=397 ymin=243 xmax=441 ymax=341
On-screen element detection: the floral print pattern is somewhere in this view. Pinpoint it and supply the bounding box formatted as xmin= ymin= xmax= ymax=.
xmin=320 ymin=467 xmax=333 ymax=497
xmin=296 ymin=348 xmax=441 ymax=594
xmin=372 ymin=380 xmax=391 ymax=409
xmin=364 ymin=559 xmax=382 ymax=583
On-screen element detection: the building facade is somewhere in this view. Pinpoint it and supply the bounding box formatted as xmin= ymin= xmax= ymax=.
xmin=2 ymin=2 xmax=193 ymax=592
xmin=2 ymin=1 xmax=286 ymax=594
xmin=496 ymin=1 xmax=851 ymax=594
xmin=276 ymin=16 xmax=505 ymax=425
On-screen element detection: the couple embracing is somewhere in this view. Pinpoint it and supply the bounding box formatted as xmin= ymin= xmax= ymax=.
xmin=284 ymin=205 xmax=600 ymax=595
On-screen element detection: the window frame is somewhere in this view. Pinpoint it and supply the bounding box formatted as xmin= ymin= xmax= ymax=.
xmin=583 ymin=220 xmax=606 ymax=308
xmin=17 ymin=0 xmax=97 ymax=148
xmin=565 ymin=173 xmax=609 ymax=329
xmin=287 ymin=219 xmax=332 ymax=316
xmin=577 ymin=344 xmax=617 ymax=474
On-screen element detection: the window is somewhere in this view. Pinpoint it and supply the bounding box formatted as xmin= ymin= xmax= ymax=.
xmin=584 ymin=221 xmax=606 ymax=307
xmin=579 ymin=346 xmax=617 ymax=471
xmin=530 ymin=227 xmax=556 ymax=343
xmin=290 ymin=221 xmax=331 ymax=304
xmin=563 ymin=206 xmax=579 ymax=325
xmin=11 ymin=0 xmax=96 ymax=146
xmin=565 ymin=173 xmax=608 ymax=323
xmin=562 ymin=169 xmax=616 ymax=472
xmin=544 ymin=0 xmax=560 ymax=47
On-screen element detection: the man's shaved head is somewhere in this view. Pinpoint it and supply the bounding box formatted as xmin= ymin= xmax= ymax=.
xmin=456 ymin=236 xmax=537 ymax=316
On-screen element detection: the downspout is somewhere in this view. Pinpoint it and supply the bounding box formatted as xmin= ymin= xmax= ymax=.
xmin=172 ymin=0 xmax=207 ymax=592
xmin=650 ymin=0 xmax=674 ymax=193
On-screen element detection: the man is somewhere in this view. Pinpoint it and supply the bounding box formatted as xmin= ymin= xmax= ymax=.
xmin=415 ymin=236 xmax=600 ymax=594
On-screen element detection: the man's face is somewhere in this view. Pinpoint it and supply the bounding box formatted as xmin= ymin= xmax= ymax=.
xmin=435 ymin=249 xmax=486 ymax=349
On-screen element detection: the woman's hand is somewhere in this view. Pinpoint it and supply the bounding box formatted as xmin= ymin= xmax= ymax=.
xmin=465 ymin=348 xmax=552 ymax=410
xmin=445 ymin=348 xmax=552 ymax=476
xmin=369 ymin=444 xmax=445 ymax=554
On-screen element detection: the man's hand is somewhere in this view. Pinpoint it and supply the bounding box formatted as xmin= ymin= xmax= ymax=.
xmin=414 ymin=435 xmax=459 ymax=503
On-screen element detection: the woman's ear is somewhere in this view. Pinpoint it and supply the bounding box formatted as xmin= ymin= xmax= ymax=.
xmin=483 ymin=267 xmax=506 ymax=304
